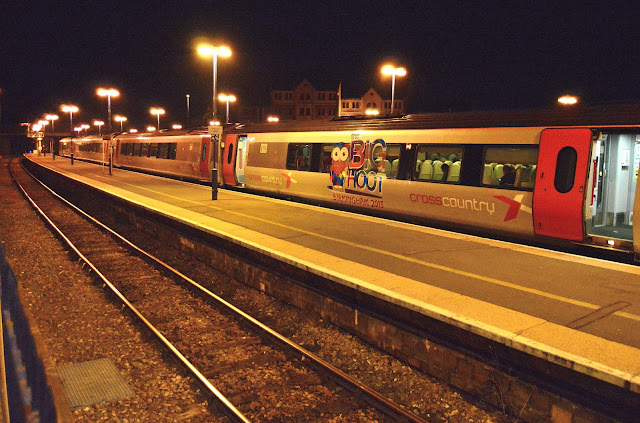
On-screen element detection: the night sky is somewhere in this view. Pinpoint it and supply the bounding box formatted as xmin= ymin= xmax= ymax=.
xmin=2 ymin=1 xmax=640 ymax=130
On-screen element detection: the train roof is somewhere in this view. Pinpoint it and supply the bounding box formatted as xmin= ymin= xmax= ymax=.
xmin=227 ymin=103 xmax=640 ymax=134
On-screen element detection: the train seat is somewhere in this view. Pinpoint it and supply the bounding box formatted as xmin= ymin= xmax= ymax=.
xmin=447 ymin=161 xmax=461 ymax=182
xmin=520 ymin=165 xmax=536 ymax=188
xmin=383 ymin=159 xmax=392 ymax=177
xmin=391 ymin=159 xmax=399 ymax=178
xmin=418 ymin=160 xmax=433 ymax=180
xmin=483 ymin=163 xmax=495 ymax=185
xmin=492 ymin=164 xmax=504 ymax=185
xmin=432 ymin=160 xmax=444 ymax=181
xmin=416 ymin=160 xmax=423 ymax=174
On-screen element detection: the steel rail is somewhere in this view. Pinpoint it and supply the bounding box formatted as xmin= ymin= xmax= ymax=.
xmin=18 ymin=159 xmax=429 ymax=423
xmin=10 ymin=159 xmax=251 ymax=423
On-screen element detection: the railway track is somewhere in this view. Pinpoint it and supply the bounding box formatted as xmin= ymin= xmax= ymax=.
xmin=9 ymin=158 xmax=431 ymax=422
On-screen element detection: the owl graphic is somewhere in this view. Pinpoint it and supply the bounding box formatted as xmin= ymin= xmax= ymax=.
xmin=329 ymin=143 xmax=349 ymax=188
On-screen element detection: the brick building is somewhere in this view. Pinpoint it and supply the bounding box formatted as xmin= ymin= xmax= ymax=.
xmin=271 ymin=79 xmax=405 ymax=121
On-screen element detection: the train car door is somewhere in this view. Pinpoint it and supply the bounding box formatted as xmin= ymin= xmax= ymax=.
xmin=199 ymin=137 xmax=209 ymax=178
xmin=235 ymin=136 xmax=248 ymax=184
xmin=533 ymin=128 xmax=592 ymax=241
xmin=222 ymin=134 xmax=238 ymax=185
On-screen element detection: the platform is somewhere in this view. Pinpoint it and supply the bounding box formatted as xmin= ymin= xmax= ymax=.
xmin=26 ymin=154 xmax=640 ymax=397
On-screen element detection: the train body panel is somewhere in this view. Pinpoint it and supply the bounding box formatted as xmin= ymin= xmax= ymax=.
xmin=54 ymin=113 xmax=640 ymax=258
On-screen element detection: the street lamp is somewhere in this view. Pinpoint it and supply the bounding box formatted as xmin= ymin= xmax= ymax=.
xmin=45 ymin=114 xmax=59 ymax=132
xmin=96 ymin=88 xmax=120 ymax=131
xmin=217 ymin=93 xmax=236 ymax=124
xmin=114 ymin=115 xmax=127 ymax=132
xmin=197 ymin=44 xmax=231 ymax=122
xmin=267 ymin=116 xmax=279 ymax=123
xmin=381 ymin=64 xmax=406 ymax=115
xmin=149 ymin=108 xmax=165 ymax=129
xmin=61 ymin=105 xmax=79 ymax=137
xmin=81 ymin=124 xmax=90 ymax=135
xmin=186 ymin=94 xmax=190 ymax=124
xmin=172 ymin=124 xmax=183 ymax=130
xmin=146 ymin=126 xmax=156 ymax=132
xmin=558 ymin=95 xmax=578 ymax=105
xmin=93 ymin=120 xmax=104 ymax=135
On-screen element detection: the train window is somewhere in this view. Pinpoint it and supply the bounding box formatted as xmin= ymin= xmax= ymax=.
xmin=415 ymin=145 xmax=463 ymax=183
xmin=168 ymin=143 xmax=177 ymax=159
xmin=133 ymin=143 xmax=141 ymax=157
xmin=483 ymin=146 xmax=538 ymax=189
xmin=201 ymin=143 xmax=207 ymax=162
xmin=286 ymin=144 xmax=312 ymax=171
xmin=554 ymin=147 xmax=577 ymax=193
xmin=141 ymin=143 xmax=150 ymax=157
xmin=149 ymin=143 xmax=158 ymax=158
xmin=320 ymin=144 xmax=333 ymax=173
xmin=158 ymin=143 xmax=169 ymax=159
xmin=384 ymin=144 xmax=401 ymax=178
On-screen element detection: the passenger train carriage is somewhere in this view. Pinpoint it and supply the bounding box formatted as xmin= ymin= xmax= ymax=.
xmin=58 ymin=110 xmax=640 ymax=260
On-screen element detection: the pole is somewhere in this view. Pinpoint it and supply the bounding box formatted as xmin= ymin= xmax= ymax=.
xmin=226 ymin=100 xmax=230 ymax=124
xmin=390 ymin=74 xmax=396 ymax=115
xmin=212 ymin=54 xmax=218 ymax=122
xmin=186 ymin=94 xmax=190 ymax=125
xmin=107 ymin=95 xmax=112 ymax=131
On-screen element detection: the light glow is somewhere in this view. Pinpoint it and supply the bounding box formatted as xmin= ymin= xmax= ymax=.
xmin=558 ymin=95 xmax=578 ymax=105
xmin=267 ymin=116 xmax=279 ymax=123
xmin=381 ymin=64 xmax=407 ymax=76
xmin=96 ymin=88 xmax=120 ymax=98
xmin=146 ymin=126 xmax=156 ymax=132
xmin=218 ymin=93 xmax=236 ymax=102
xmin=172 ymin=124 xmax=183 ymax=130
xmin=197 ymin=44 xmax=231 ymax=57
xmin=61 ymin=105 xmax=79 ymax=113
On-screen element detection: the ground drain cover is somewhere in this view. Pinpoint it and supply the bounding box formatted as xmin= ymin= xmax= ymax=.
xmin=57 ymin=358 xmax=134 ymax=409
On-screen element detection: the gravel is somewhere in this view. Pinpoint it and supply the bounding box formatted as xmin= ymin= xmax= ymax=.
xmin=0 ymin=158 xmax=518 ymax=422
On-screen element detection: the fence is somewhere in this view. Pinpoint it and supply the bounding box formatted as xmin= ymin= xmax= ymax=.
xmin=1 ymin=244 xmax=56 ymax=422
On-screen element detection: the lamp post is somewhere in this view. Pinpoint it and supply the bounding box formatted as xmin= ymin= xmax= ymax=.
xmin=217 ymin=93 xmax=236 ymax=124
xmin=96 ymin=88 xmax=120 ymax=131
xmin=93 ymin=120 xmax=104 ymax=135
xmin=61 ymin=105 xmax=79 ymax=137
xmin=150 ymin=108 xmax=165 ymax=130
xmin=114 ymin=115 xmax=127 ymax=132
xmin=197 ymin=44 xmax=231 ymax=122
xmin=81 ymin=124 xmax=90 ymax=135
xmin=381 ymin=64 xmax=406 ymax=115
xmin=186 ymin=94 xmax=190 ymax=124
xmin=45 ymin=114 xmax=59 ymax=132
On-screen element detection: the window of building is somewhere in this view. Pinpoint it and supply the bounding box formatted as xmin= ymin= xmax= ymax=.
xmin=306 ymin=108 xmax=311 ymax=116
xmin=300 ymin=108 xmax=305 ymax=116
xmin=306 ymin=94 xmax=311 ymax=100
xmin=482 ymin=146 xmax=539 ymax=189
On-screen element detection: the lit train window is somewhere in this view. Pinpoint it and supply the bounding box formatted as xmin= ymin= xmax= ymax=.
xmin=201 ymin=143 xmax=207 ymax=162
xmin=483 ymin=146 xmax=539 ymax=189
xmin=554 ymin=147 xmax=577 ymax=193
xmin=320 ymin=144 xmax=333 ymax=173
xmin=141 ymin=143 xmax=150 ymax=157
xmin=414 ymin=145 xmax=463 ymax=183
xmin=158 ymin=143 xmax=169 ymax=159
xmin=286 ymin=144 xmax=312 ymax=171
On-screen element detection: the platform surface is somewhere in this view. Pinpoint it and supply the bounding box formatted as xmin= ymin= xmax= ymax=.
xmin=27 ymin=155 xmax=640 ymax=392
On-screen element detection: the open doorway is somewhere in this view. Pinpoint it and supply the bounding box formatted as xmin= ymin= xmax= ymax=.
xmin=588 ymin=132 xmax=640 ymax=241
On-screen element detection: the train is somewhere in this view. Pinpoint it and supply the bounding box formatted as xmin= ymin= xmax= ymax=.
xmin=57 ymin=109 xmax=640 ymax=260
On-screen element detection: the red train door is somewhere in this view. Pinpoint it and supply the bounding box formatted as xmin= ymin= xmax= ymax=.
xmin=533 ymin=128 xmax=593 ymax=241
xmin=199 ymin=137 xmax=209 ymax=178
xmin=222 ymin=135 xmax=238 ymax=185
